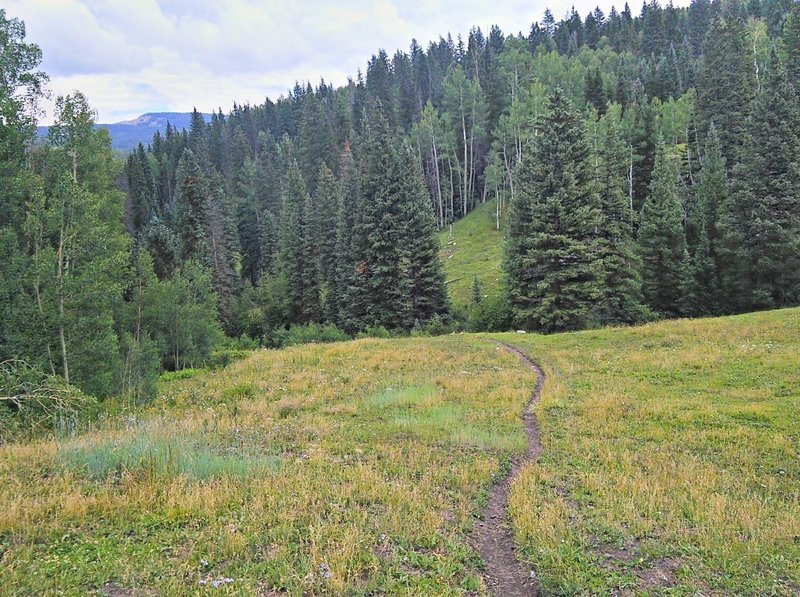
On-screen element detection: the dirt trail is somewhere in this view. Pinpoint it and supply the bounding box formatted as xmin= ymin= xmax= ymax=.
xmin=471 ymin=341 xmax=545 ymax=596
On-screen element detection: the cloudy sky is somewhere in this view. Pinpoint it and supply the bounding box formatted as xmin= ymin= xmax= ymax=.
xmin=9 ymin=0 xmax=681 ymax=124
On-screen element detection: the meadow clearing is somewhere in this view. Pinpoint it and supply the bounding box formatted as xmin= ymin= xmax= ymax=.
xmin=1 ymin=308 xmax=798 ymax=595
xmin=0 ymin=337 xmax=536 ymax=594
xmin=504 ymin=308 xmax=800 ymax=594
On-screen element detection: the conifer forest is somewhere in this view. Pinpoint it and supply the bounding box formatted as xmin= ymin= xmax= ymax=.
xmin=2 ymin=0 xmax=800 ymax=402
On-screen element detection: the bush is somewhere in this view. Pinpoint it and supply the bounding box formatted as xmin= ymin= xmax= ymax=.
xmin=468 ymin=293 xmax=513 ymax=332
xmin=159 ymin=368 xmax=206 ymax=382
xmin=272 ymin=323 xmax=350 ymax=348
xmin=356 ymin=325 xmax=392 ymax=339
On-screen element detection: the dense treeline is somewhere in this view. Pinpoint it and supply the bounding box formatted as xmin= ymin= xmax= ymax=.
xmin=1 ymin=0 xmax=799 ymax=407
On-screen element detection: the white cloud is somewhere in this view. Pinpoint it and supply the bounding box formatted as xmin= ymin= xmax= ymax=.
xmin=7 ymin=0 xmax=690 ymax=124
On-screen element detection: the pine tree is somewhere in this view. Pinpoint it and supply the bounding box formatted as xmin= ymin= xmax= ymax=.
xmin=585 ymin=67 xmax=608 ymax=115
xmin=638 ymin=139 xmax=687 ymax=317
xmin=125 ymin=143 xmax=157 ymax=234
xmin=275 ymin=160 xmax=321 ymax=325
xmin=785 ymin=3 xmax=800 ymax=93
xmin=720 ymin=50 xmax=800 ymax=310
xmin=504 ymin=88 xmax=604 ymax=333
xmin=595 ymin=110 xmax=649 ymax=324
xmin=174 ymin=149 xmax=210 ymax=262
xmin=696 ymin=16 xmax=756 ymax=163
xmin=356 ymin=107 xmax=408 ymax=329
xmin=314 ymin=164 xmax=343 ymax=321
xmin=397 ymin=148 xmax=449 ymax=327
xmin=334 ymin=145 xmax=364 ymax=332
xmin=688 ymin=126 xmax=727 ymax=311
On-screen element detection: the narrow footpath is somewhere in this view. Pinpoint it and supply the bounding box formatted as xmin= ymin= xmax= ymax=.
xmin=472 ymin=342 xmax=545 ymax=596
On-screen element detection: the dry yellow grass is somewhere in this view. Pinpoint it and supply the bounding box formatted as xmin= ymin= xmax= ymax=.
xmin=0 ymin=336 xmax=535 ymax=595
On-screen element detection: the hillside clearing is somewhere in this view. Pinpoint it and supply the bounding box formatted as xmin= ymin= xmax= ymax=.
xmin=439 ymin=199 xmax=506 ymax=310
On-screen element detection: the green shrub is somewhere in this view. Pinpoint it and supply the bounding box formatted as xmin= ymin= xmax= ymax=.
xmin=356 ymin=325 xmax=392 ymax=339
xmin=273 ymin=323 xmax=350 ymax=347
xmin=467 ymin=292 xmax=513 ymax=332
xmin=159 ymin=368 xmax=206 ymax=382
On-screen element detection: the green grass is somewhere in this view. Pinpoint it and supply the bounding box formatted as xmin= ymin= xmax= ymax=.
xmin=2 ymin=308 xmax=798 ymax=594
xmin=0 ymin=337 xmax=535 ymax=595
xmin=439 ymin=199 xmax=506 ymax=310
xmin=497 ymin=308 xmax=800 ymax=595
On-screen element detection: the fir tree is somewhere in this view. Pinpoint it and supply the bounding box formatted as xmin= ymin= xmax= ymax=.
xmin=638 ymin=139 xmax=687 ymax=317
xmin=504 ymin=88 xmax=604 ymax=333
xmin=721 ymin=50 xmax=800 ymax=310
xmin=275 ymin=160 xmax=321 ymax=325
xmin=174 ymin=149 xmax=210 ymax=262
xmin=696 ymin=16 xmax=756 ymax=163
xmin=595 ymin=110 xmax=649 ymax=324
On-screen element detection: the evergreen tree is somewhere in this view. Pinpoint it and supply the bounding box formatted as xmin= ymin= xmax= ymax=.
xmin=504 ymin=88 xmax=604 ymax=332
xmin=397 ymin=148 xmax=449 ymax=327
xmin=720 ymin=50 xmax=800 ymax=310
xmin=785 ymin=3 xmax=800 ymax=92
xmin=688 ymin=126 xmax=727 ymax=311
xmin=638 ymin=139 xmax=687 ymax=317
xmin=595 ymin=110 xmax=649 ymax=324
xmin=696 ymin=16 xmax=756 ymax=163
xmin=125 ymin=143 xmax=157 ymax=234
xmin=314 ymin=164 xmax=343 ymax=321
xmin=275 ymin=160 xmax=321 ymax=325
xmin=174 ymin=149 xmax=210 ymax=262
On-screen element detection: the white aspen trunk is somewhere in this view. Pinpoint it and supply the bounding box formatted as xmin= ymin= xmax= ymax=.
xmin=56 ymin=225 xmax=69 ymax=384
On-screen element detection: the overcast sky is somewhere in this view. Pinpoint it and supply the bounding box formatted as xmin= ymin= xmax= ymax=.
xmin=9 ymin=0 xmax=688 ymax=125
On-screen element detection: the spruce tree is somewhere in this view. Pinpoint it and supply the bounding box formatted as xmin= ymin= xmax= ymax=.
xmin=595 ymin=110 xmax=649 ymax=324
xmin=355 ymin=107 xmax=407 ymax=329
xmin=638 ymin=139 xmax=687 ymax=317
xmin=397 ymin=148 xmax=449 ymax=328
xmin=335 ymin=145 xmax=365 ymax=332
xmin=313 ymin=164 xmax=341 ymax=320
xmin=721 ymin=50 xmax=800 ymax=310
xmin=174 ymin=149 xmax=210 ymax=262
xmin=688 ymin=126 xmax=727 ymax=311
xmin=785 ymin=3 xmax=800 ymax=93
xmin=504 ymin=88 xmax=604 ymax=333
xmin=696 ymin=16 xmax=756 ymax=163
xmin=275 ymin=160 xmax=321 ymax=325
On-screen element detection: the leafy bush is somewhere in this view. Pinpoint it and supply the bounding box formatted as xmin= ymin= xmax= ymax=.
xmin=356 ymin=325 xmax=392 ymax=339
xmin=159 ymin=368 xmax=206 ymax=382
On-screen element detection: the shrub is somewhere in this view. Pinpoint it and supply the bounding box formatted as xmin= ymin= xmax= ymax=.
xmin=272 ymin=323 xmax=350 ymax=347
xmin=467 ymin=292 xmax=513 ymax=332
xmin=356 ymin=325 xmax=392 ymax=339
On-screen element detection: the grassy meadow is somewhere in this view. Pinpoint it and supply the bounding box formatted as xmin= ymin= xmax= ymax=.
xmin=439 ymin=199 xmax=506 ymax=309
xmin=501 ymin=308 xmax=800 ymax=594
xmin=0 ymin=337 xmax=536 ymax=595
xmin=2 ymin=308 xmax=798 ymax=594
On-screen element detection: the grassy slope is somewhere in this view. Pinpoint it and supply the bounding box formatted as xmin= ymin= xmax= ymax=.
xmin=439 ymin=200 xmax=505 ymax=310
xmin=498 ymin=308 xmax=800 ymax=594
xmin=0 ymin=337 xmax=535 ymax=595
xmin=2 ymin=309 xmax=798 ymax=594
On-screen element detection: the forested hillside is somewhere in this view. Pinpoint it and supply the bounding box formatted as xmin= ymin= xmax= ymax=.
xmin=1 ymin=0 xmax=800 ymax=407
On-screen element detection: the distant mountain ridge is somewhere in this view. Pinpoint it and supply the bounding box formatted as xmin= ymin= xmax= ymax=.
xmin=36 ymin=112 xmax=211 ymax=153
